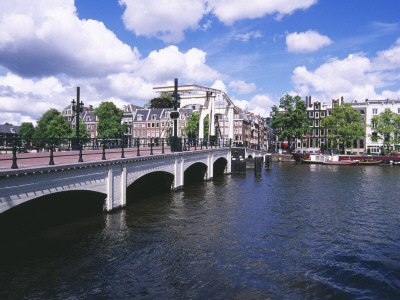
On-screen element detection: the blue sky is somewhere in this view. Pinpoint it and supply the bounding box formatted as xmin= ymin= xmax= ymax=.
xmin=1 ymin=0 xmax=400 ymax=125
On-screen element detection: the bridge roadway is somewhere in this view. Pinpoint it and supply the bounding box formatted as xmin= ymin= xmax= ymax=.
xmin=0 ymin=146 xmax=264 ymax=215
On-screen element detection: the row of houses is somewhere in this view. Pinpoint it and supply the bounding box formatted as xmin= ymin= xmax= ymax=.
xmin=61 ymin=103 xmax=273 ymax=150
xmin=288 ymin=96 xmax=400 ymax=154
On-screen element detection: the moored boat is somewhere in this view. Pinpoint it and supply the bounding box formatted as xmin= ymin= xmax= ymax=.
xmin=323 ymin=160 xmax=359 ymax=165
xmin=359 ymin=160 xmax=382 ymax=165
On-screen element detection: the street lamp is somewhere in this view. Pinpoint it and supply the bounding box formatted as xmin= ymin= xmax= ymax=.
xmin=71 ymin=87 xmax=84 ymax=150
xmin=170 ymin=78 xmax=181 ymax=152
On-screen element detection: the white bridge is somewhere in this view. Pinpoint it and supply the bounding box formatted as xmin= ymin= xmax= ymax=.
xmin=0 ymin=148 xmax=264 ymax=215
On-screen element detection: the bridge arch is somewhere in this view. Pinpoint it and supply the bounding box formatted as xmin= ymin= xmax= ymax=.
xmin=127 ymin=171 xmax=174 ymax=202
xmin=184 ymin=162 xmax=208 ymax=185
xmin=213 ymin=157 xmax=227 ymax=177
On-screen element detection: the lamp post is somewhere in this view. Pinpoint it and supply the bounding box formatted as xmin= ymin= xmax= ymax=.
xmin=170 ymin=78 xmax=181 ymax=152
xmin=71 ymin=87 xmax=84 ymax=150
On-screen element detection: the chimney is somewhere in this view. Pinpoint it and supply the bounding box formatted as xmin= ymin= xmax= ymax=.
xmin=309 ymin=95 xmax=312 ymax=107
xmin=89 ymin=105 xmax=93 ymax=111
xmin=306 ymin=96 xmax=308 ymax=107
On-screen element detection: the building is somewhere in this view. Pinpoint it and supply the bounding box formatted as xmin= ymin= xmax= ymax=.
xmin=61 ymin=104 xmax=98 ymax=138
xmin=0 ymin=124 xmax=19 ymax=147
xmin=350 ymin=99 xmax=400 ymax=154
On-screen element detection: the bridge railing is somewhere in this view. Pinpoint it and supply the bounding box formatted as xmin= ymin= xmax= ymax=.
xmin=0 ymin=136 xmax=232 ymax=169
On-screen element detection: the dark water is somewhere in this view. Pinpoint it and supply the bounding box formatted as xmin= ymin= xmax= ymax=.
xmin=1 ymin=163 xmax=400 ymax=299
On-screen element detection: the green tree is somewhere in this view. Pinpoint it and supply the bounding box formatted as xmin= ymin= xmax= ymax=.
xmin=270 ymin=94 xmax=310 ymax=151
xmin=94 ymin=101 xmax=125 ymax=138
xmin=18 ymin=122 xmax=35 ymax=139
xmin=322 ymin=103 xmax=364 ymax=153
xmin=148 ymin=93 xmax=173 ymax=108
xmin=182 ymin=112 xmax=209 ymax=138
xmin=35 ymin=109 xmax=71 ymax=138
xmin=70 ymin=119 xmax=90 ymax=139
xmin=370 ymin=109 xmax=400 ymax=152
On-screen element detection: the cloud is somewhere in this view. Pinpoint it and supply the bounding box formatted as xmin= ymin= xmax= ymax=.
xmin=234 ymin=94 xmax=275 ymax=117
xmin=211 ymin=80 xmax=227 ymax=92
xmin=138 ymin=46 xmax=220 ymax=83
xmin=233 ymin=31 xmax=262 ymax=42
xmin=228 ymin=80 xmax=256 ymax=94
xmin=286 ymin=30 xmax=332 ymax=53
xmin=119 ymin=0 xmax=207 ymax=43
xmin=292 ymin=45 xmax=400 ymax=102
xmin=0 ymin=0 xmax=139 ymax=78
xmin=119 ymin=0 xmax=317 ymax=41
xmin=209 ymin=0 xmax=318 ymax=24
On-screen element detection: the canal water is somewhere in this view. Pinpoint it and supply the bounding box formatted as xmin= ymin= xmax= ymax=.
xmin=1 ymin=163 xmax=400 ymax=299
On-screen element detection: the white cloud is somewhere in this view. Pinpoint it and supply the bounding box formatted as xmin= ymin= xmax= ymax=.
xmin=292 ymin=48 xmax=400 ymax=102
xmin=119 ymin=0 xmax=317 ymax=41
xmin=372 ymin=38 xmax=400 ymax=71
xmin=229 ymin=80 xmax=256 ymax=94
xmin=286 ymin=30 xmax=332 ymax=53
xmin=0 ymin=0 xmax=139 ymax=78
xmin=234 ymin=94 xmax=275 ymax=117
xmin=119 ymin=0 xmax=207 ymax=43
xmin=138 ymin=46 xmax=220 ymax=83
xmin=234 ymin=31 xmax=262 ymax=42
xmin=211 ymin=80 xmax=227 ymax=92
xmin=209 ymin=0 xmax=317 ymax=24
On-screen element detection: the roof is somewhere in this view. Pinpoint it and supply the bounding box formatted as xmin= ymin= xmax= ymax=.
xmin=0 ymin=124 xmax=19 ymax=134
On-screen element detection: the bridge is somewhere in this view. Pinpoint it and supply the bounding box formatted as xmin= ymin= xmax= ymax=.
xmin=0 ymin=137 xmax=265 ymax=215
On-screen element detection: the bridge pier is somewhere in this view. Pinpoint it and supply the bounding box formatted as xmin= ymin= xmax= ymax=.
xmin=105 ymin=164 xmax=127 ymax=211
xmin=173 ymin=157 xmax=184 ymax=190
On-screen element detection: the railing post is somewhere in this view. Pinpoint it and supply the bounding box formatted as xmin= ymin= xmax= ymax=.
xmin=11 ymin=137 xmax=18 ymax=169
xmin=49 ymin=138 xmax=55 ymax=165
xmin=201 ymin=138 xmax=203 ymax=150
xmin=78 ymin=137 xmax=83 ymax=162
xmin=194 ymin=138 xmax=197 ymax=150
xmin=136 ymin=138 xmax=140 ymax=156
xmin=102 ymin=139 xmax=106 ymax=160
xmin=121 ymin=136 xmax=125 ymax=158
xmin=162 ymin=138 xmax=165 ymax=154
xmin=150 ymin=138 xmax=153 ymax=155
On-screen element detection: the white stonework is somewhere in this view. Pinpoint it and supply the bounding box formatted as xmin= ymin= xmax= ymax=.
xmin=0 ymin=149 xmax=233 ymax=214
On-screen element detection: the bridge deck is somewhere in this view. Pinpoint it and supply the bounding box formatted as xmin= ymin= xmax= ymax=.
xmin=0 ymin=147 xmax=172 ymax=171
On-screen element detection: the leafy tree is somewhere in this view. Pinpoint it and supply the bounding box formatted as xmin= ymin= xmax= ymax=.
xmin=322 ymin=103 xmax=364 ymax=153
xmin=35 ymin=108 xmax=71 ymax=138
xmin=94 ymin=101 xmax=126 ymax=138
xmin=270 ymin=94 xmax=310 ymax=151
xmin=182 ymin=112 xmax=209 ymax=138
xmin=148 ymin=93 xmax=173 ymax=108
xmin=370 ymin=109 xmax=400 ymax=152
xmin=18 ymin=122 xmax=35 ymax=139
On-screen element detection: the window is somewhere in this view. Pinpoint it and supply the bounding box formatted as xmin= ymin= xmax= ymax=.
xmin=137 ymin=114 xmax=143 ymax=121
xmin=315 ymin=112 xmax=319 ymax=119
xmin=321 ymin=111 xmax=325 ymax=117
xmin=309 ymin=112 xmax=314 ymax=118
xmin=152 ymin=114 xmax=157 ymax=120
xmin=372 ymin=108 xmax=378 ymax=115
xmin=360 ymin=109 xmax=365 ymax=115
xmin=315 ymin=120 xmax=319 ymax=127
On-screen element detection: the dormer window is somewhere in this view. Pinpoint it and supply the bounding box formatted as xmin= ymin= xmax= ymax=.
xmin=152 ymin=114 xmax=157 ymax=120
xmin=137 ymin=114 xmax=143 ymax=121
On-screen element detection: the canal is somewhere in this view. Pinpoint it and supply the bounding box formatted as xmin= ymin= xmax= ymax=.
xmin=0 ymin=163 xmax=399 ymax=299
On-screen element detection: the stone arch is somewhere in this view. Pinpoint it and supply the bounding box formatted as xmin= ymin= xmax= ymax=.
xmin=213 ymin=157 xmax=227 ymax=177
xmin=184 ymin=162 xmax=208 ymax=185
xmin=126 ymin=171 xmax=174 ymax=202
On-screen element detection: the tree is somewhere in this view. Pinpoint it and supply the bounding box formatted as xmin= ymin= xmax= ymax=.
xmin=322 ymin=103 xmax=364 ymax=153
xmin=182 ymin=112 xmax=209 ymax=139
xmin=270 ymin=94 xmax=310 ymax=151
xmin=148 ymin=93 xmax=173 ymax=109
xmin=18 ymin=122 xmax=35 ymax=139
xmin=35 ymin=109 xmax=71 ymax=138
xmin=371 ymin=109 xmax=400 ymax=152
xmin=94 ymin=101 xmax=126 ymax=138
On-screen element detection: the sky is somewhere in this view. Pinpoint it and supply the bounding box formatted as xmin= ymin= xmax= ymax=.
xmin=1 ymin=0 xmax=400 ymax=125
